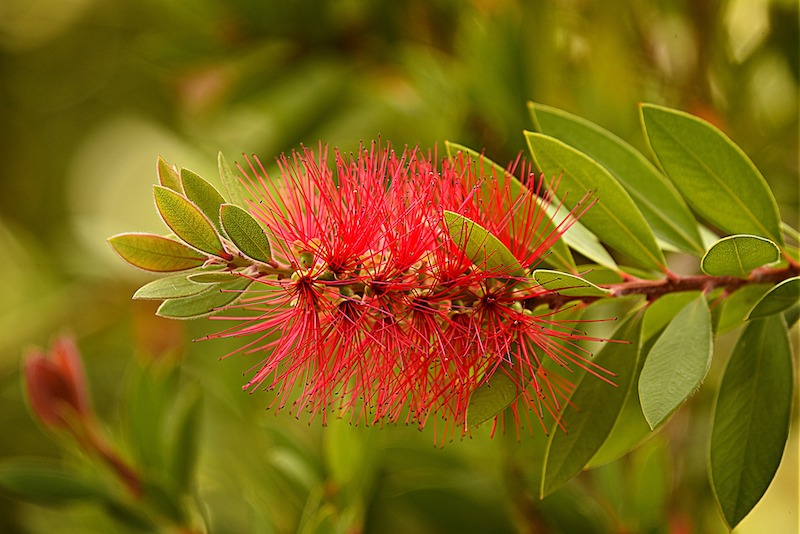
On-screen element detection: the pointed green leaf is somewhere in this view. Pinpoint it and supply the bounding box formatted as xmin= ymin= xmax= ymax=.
xmin=133 ymin=274 xmax=207 ymax=300
xmin=541 ymin=313 xmax=643 ymax=497
xmin=466 ymin=370 xmax=518 ymax=429
xmin=638 ymin=296 xmax=713 ymax=429
xmin=181 ymin=168 xmax=226 ymax=232
xmin=529 ymin=103 xmax=704 ymax=255
xmin=443 ymin=211 xmax=525 ymax=277
xmin=219 ymin=151 xmax=251 ymax=209
xmin=533 ymin=269 xmax=609 ymax=297
xmin=0 ymin=460 xmax=107 ymax=504
xmin=220 ymin=203 xmax=273 ymax=263
xmin=640 ymin=104 xmax=784 ymax=244
xmin=108 ymin=233 xmax=207 ymax=272
xmin=156 ymin=277 xmax=252 ymax=319
xmin=157 ymin=155 xmax=182 ymax=193
xmin=187 ymin=271 xmax=241 ymax=283
xmin=546 ymin=203 xmax=619 ymax=271
xmin=749 ymin=277 xmax=800 ymax=319
xmin=525 ymin=132 xmax=666 ymax=271
xmin=701 ymin=235 xmax=780 ymax=278
xmin=709 ymin=316 xmax=794 ymax=529
xmin=445 ymin=141 xmax=576 ymax=273
xmin=153 ymin=185 xmax=229 ymax=259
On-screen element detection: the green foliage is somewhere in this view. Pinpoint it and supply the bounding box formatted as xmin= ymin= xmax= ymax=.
xmin=532 ymin=269 xmax=609 ymax=297
xmin=701 ymin=235 xmax=781 ymax=277
xmin=465 ymin=369 xmax=518 ymax=429
xmin=220 ymin=203 xmax=273 ymax=263
xmin=443 ymin=211 xmax=525 ymax=277
xmin=153 ymin=185 xmax=228 ymax=259
xmin=749 ymin=277 xmax=800 ymax=319
xmin=107 ymin=233 xmax=207 ymax=272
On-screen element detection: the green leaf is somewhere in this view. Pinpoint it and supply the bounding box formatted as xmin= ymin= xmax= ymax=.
xmin=533 ymin=269 xmax=609 ymax=297
xmin=541 ymin=312 xmax=643 ymax=497
xmin=641 ymin=291 xmax=702 ymax=342
xmin=638 ymin=296 xmax=713 ymax=429
xmin=525 ymin=132 xmax=665 ymax=271
xmin=547 ymin=203 xmax=619 ymax=271
xmin=466 ymin=370 xmax=518 ymax=428
xmin=713 ymin=284 xmax=772 ymax=334
xmin=108 ymin=233 xmax=207 ymax=272
xmin=220 ymin=203 xmax=273 ymax=263
xmin=153 ymin=185 xmax=229 ymax=259
xmin=181 ymin=168 xmax=226 ymax=232
xmin=640 ymin=104 xmax=784 ymax=245
xmin=157 ymin=277 xmax=252 ymax=319
xmin=133 ymin=273 xmax=208 ymax=300
xmin=168 ymin=389 xmax=202 ymax=492
xmin=529 ymin=103 xmax=704 ymax=255
xmin=219 ymin=152 xmax=251 ymax=209
xmin=187 ymin=271 xmax=241 ymax=283
xmin=709 ymin=316 xmax=794 ymax=529
xmin=443 ymin=211 xmax=525 ymax=277
xmin=701 ymin=235 xmax=780 ymax=278
xmin=444 ymin=141 xmax=576 ymax=273
xmin=0 ymin=459 xmax=106 ymax=504
xmin=157 ymin=155 xmax=182 ymax=193
xmin=750 ymin=277 xmax=800 ymax=319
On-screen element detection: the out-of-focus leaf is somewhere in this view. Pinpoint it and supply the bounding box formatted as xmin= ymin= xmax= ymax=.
xmin=466 ymin=370 xmax=518 ymax=429
xmin=153 ymin=185 xmax=229 ymax=259
xmin=541 ymin=313 xmax=643 ymax=497
xmin=157 ymin=155 xmax=182 ymax=193
xmin=168 ymin=389 xmax=202 ymax=493
xmin=187 ymin=271 xmax=241 ymax=283
xmin=525 ymin=132 xmax=665 ymax=271
xmin=713 ymin=284 xmax=772 ymax=334
xmin=444 ymin=141 xmax=576 ymax=273
xmin=133 ymin=273 xmax=207 ymax=300
xmin=749 ymin=277 xmax=800 ymax=319
xmin=181 ymin=168 xmax=226 ymax=232
xmin=156 ymin=277 xmax=252 ymax=319
xmin=639 ymin=296 xmax=713 ymax=429
xmin=533 ymin=269 xmax=609 ymax=297
xmin=444 ymin=211 xmax=525 ymax=277
xmin=709 ymin=316 xmax=794 ymax=529
xmin=701 ymin=235 xmax=780 ymax=277
xmin=640 ymin=104 xmax=784 ymax=245
xmin=0 ymin=459 xmax=106 ymax=504
xmin=220 ymin=203 xmax=272 ymax=263
xmin=529 ymin=103 xmax=704 ymax=255
xmin=108 ymin=233 xmax=207 ymax=272
xmin=126 ymin=361 xmax=178 ymax=472
xmin=219 ymin=152 xmax=251 ymax=209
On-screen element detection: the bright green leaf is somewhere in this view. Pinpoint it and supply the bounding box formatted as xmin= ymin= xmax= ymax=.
xmin=219 ymin=151 xmax=251 ymax=209
xmin=0 ymin=460 xmax=106 ymax=504
xmin=108 ymin=233 xmax=207 ymax=272
xmin=529 ymin=103 xmax=704 ymax=255
xmin=533 ymin=269 xmax=609 ymax=297
xmin=709 ymin=316 xmax=794 ymax=529
xmin=541 ymin=313 xmax=643 ymax=497
xmin=153 ymin=185 xmax=229 ymax=259
xmin=156 ymin=277 xmax=252 ymax=319
xmin=220 ymin=203 xmax=273 ymax=263
xmin=133 ymin=274 xmax=207 ymax=300
xmin=525 ymin=132 xmax=666 ymax=271
xmin=466 ymin=370 xmax=518 ymax=428
xmin=443 ymin=211 xmax=525 ymax=277
xmin=157 ymin=155 xmax=182 ymax=193
xmin=445 ymin=141 xmax=577 ymax=273
xmin=181 ymin=168 xmax=226 ymax=232
xmin=640 ymin=104 xmax=784 ymax=245
xmin=749 ymin=277 xmax=800 ymax=319
xmin=638 ymin=296 xmax=713 ymax=429
xmin=701 ymin=235 xmax=780 ymax=278
xmin=641 ymin=291 xmax=702 ymax=342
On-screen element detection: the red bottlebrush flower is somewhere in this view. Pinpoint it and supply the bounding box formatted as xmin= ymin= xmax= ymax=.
xmin=208 ymin=143 xmax=608 ymax=440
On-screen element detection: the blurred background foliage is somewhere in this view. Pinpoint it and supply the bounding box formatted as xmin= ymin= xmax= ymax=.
xmin=0 ymin=0 xmax=797 ymax=532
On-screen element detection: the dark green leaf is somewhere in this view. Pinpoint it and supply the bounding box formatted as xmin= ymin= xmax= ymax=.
xmin=153 ymin=185 xmax=229 ymax=259
xmin=541 ymin=313 xmax=643 ymax=497
xmin=749 ymin=277 xmax=800 ymax=319
xmin=169 ymin=389 xmax=202 ymax=493
xmin=640 ymin=104 xmax=784 ymax=244
xmin=220 ymin=203 xmax=273 ymax=263
xmin=0 ymin=459 xmax=106 ymax=504
xmin=133 ymin=274 xmax=208 ymax=300
xmin=181 ymin=168 xmax=226 ymax=232
xmin=108 ymin=233 xmax=207 ymax=272
xmin=157 ymin=277 xmax=252 ymax=319
xmin=709 ymin=316 xmax=794 ymax=529
xmin=533 ymin=269 xmax=609 ymax=297
xmin=525 ymin=132 xmax=666 ymax=271
xmin=529 ymin=102 xmax=704 ymax=255
xmin=701 ymin=235 xmax=780 ymax=277
xmin=157 ymin=155 xmax=182 ymax=193
xmin=713 ymin=284 xmax=772 ymax=334
xmin=443 ymin=211 xmax=525 ymax=277
xmin=466 ymin=370 xmax=518 ymax=428
xmin=639 ymin=296 xmax=713 ymax=429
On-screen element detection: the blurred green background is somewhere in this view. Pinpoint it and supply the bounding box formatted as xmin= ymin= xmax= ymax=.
xmin=1 ymin=0 xmax=797 ymax=532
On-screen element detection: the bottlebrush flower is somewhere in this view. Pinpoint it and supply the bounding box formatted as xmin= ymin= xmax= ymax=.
xmin=207 ymin=143 xmax=608 ymax=441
